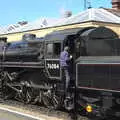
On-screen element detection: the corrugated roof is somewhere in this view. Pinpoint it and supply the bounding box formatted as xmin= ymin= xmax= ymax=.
xmin=1 ymin=8 xmax=120 ymax=35
xmin=18 ymin=18 xmax=59 ymax=31
xmin=0 ymin=18 xmax=59 ymax=34
xmin=50 ymin=8 xmax=120 ymax=26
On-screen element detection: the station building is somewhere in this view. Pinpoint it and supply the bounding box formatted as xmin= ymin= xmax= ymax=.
xmin=0 ymin=0 xmax=120 ymax=42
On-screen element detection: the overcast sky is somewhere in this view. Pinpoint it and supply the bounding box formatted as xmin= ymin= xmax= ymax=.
xmin=0 ymin=0 xmax=111 ymax=26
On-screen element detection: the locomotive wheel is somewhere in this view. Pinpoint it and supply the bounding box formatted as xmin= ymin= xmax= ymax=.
xmin=0 ymin=72 xmax=4 ymax=93
xmin=15 ymin=81 xmax=32 ymax=103
xmin=42 ymin=91 xmax=62 ymax=109
xmin=0 ymin=71 xmax=10 ymax=99
xmin=52 ymin=94 xmax=63 ymax=109
xmin=23 ymin=80 xmax=35 ymax=104
xmin=42 ymin=93 xmax=53 ymax=109
xmin=25 ymin=87 xmax=33 ymax=104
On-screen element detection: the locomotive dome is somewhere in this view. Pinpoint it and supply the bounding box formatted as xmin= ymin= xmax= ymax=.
xmin=22 ymin=33 xmax=36 ymax=41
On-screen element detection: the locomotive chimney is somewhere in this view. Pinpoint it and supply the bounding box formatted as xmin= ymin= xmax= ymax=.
xmin=112 ymin=0 xmax=120 ymax=10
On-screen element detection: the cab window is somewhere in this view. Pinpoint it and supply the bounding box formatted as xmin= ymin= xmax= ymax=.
xmin=46 ymin=43 xmax=53 ymax=56
xmin=46 ymin=42 xmax=61 ymax=58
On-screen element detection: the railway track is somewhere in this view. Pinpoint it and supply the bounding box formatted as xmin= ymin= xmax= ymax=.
xmin=0 ymin=99 xmax=88 ymax=120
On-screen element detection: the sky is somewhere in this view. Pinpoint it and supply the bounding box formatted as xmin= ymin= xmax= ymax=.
xmin=0 ymin=0 xmax=111 ymax=26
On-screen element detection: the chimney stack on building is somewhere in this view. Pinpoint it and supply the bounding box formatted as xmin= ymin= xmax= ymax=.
xmin=61 ymin=11 xmax=72 ymax=18
xmin=112 ymin=0 xmax=120 ymax=10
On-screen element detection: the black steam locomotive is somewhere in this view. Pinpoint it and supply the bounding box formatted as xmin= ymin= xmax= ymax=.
xmin=0 ymin=26 xmax=120 ymax=119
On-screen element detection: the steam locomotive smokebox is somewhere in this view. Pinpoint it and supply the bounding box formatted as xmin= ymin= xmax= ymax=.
xmin=22 ymin=34 xmax=36 ymax=41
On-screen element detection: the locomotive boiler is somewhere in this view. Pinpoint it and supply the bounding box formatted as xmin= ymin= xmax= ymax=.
xmin=0 ymin=26 xmax=120 ymax=119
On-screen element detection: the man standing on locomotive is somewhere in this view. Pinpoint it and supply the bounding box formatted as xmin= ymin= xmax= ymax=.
xmin=60 ymin=46 xmax=72 ymax=99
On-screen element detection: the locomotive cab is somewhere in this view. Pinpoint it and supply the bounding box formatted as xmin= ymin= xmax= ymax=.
xmin=44 ymin=27 xmax=96 ymax=85
xmin=44 ymin=28 xmax=81 ymax=80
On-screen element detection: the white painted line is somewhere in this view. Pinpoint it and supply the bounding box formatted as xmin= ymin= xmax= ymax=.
xmin=0 ymin=106 xmax=45 ymax=120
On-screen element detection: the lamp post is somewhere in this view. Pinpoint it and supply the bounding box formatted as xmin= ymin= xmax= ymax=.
xmin=84 ymin=0 xmax=92 ymax=9
xmin=84 ymin=0 xmax=87 ymax=10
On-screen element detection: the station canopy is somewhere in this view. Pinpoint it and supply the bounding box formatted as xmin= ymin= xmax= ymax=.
xmin=1 ymin=8 xmax=120 ymax=34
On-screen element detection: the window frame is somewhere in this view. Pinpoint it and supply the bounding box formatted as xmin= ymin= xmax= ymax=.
xmin=45 ymin=41 xmax=62 ymax=58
